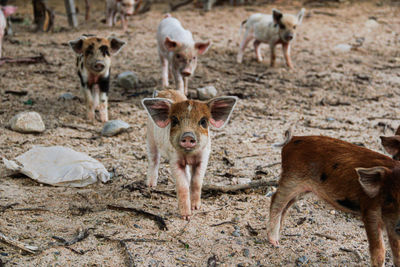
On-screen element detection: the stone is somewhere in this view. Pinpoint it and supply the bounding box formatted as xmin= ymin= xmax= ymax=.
xmin=187 ymin=89 xmax=198 ymax=99
xmin=365 ymin=19 xmax=379 ymax=29
xmin=101 ymin=120 xmax=131 ymax=137
xmin=197 ymin=85 xmax=217 ymax=100
xmin=334 ymin=44 xmax=352 ymax=53
xmin=232 ymin=230 xmax=241 ymax=237
xmin=117 ymin=71 xmax=139 ymax=90
xmin=59 ymin=92 xmax=75 ymax=100
xmin=9 ymin=111 xmax=45 ymax=133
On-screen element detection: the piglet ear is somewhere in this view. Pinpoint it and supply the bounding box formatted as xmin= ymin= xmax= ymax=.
xmin=395 ymin=125 xmax=400 ymax=136
xmin=272 ymin=9 xmax=283 ymax=24
xmin=297 ymin=8 xmax=305 ymax=25
xmin=380 ymin=136 xmax=400 ymax=157
xmin=164 ymin=37 xmax=181 ymax=52
xmin=108 ymin=37 xmax=126 ymax=55
xmin=68 ymin=36 xmax=87 ymax=54
xmin=1 ymin=6 xmax=17 ymax=17
xmin=195 ymin=41 xmax=211 ymax=55
xmin=142 ymin=98 xmax=172 ymax=128
xmin=207 ymin=96 xmax=238 ymax=129
xmin=356 ymin=166 xmax=387 ymax=198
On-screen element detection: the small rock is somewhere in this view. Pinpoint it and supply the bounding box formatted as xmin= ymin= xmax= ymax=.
xmin=101 ymin=120 xmax=131 ymax=137
xmin=326 ymin=117 xmax=335 ymax=122
xmin=296 ymin=256 xmax=309 ymax=266
xmin=243 ymin=248 xmax=250 ymax=257
xmin=330 ymin=210 xmax=336 ymax=215
xmin=232 ymin=230 xmax=241 ymax=237
xmin=59 ymin=92 xmax=75 ymax=100
xmin=334 ymin=44 xmax=352 ymax=53
xmin=197 ymin=85 xmax=217 ymax=100
xmin=117 ymin=71 xmax=139 ymax=90
xmin=53 ymin=251 xmax=60 ymax=255
xmin=0 ymin=252 xmax=8 ymax=256
xmin=9 ymin=111 xmax=45 ymax=133
xmin=133 ymin=224 xmax=142 ymax=229
xmin=365 ymin=19 xmax=379 ymax=28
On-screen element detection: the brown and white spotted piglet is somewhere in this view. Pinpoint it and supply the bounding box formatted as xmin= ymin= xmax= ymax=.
xmin=142 ymin=90 xmax=237 ymax=220
xmin=268 ymin=130 xmax=400 ymax=267
xmin=69 ymin=35 xmax=125 ymax=122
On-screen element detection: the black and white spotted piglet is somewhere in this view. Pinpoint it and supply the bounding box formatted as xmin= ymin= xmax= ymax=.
xmin=69 ymin=35 xmax=125 ymax=122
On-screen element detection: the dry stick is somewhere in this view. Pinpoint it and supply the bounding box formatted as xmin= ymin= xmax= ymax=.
xmin=52 ymin=228 xmax=90 ymax=246
xmin=0 ymin=203 xmax=19 ymax=212
xmin=210 ymin=220 xmax=237 ymax=227
xmin=120 ymin=240 xmax=134 ymax=267
xmin=202 ymin=180 xmax=278 ymax=193
xmin=314 ymin=232 xmax=338 ymax=241
xmin=0 ymin=231 xmax=39 ymax=254
xmin=0 ymin=54 xmax=48 ymax=66
xmin=170 ymin=0 xmax=194 ymax=11
xmin=107 ymin=205 xmax=168 ymax=231
xmin=340 ymin=247 xmax=362 ymax=261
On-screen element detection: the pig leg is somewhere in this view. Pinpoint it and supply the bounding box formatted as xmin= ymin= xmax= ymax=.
xmin=159 ymin=53 xmax=169 ymax=88
xmin=190 ymin=156 xmax=209 ymax=210
xmin=173 ymin=70 xmax=185 ymax=94
xmin=121 ymin=15 xmax=128 ymax=31
xmin=237 ymin=30 xmax=254 ymax=63
xmin=282 ymin=43 xmax=293 ymax=69
xmin=146 ymin=129 xmax=160 ymax=187
xmin=83 ymin=88 xmax=95 ymax=122
xmin=254 ymin=40 xmax=262 ymax=62
xmin=387 ymin=228 xmax=400 ymax=267
xmin=172 ymin=164 xmax=191 ymax=220
xmin=270 ymin=44 xmax=276 ymax=67
xmin=268 ymin=175 xmax=305 ymax=246
xmin=106 ymin=8 xmax=114 ymax=27
xmin=362 ymin=213 xmax=385 ymax=267
xmin=98 ymin=92 xmax=108 ymax=122
xmin=0 ymin=33 xmax=2 ymax=58
xmin=183 ymin=77 xmax=189 ymax=96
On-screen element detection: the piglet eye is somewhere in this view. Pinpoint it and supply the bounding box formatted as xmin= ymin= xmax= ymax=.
xmin=176 ymin=54 xmax=181 ymax=60
xmin=171 ymin=116 xmax=179 ymax=127
xmin=279 ymin=24 xmax=285 ymax=30
xmin=192 ymin=56 xmax=196 ymax=60
xmin=199 ymin=117 xmax=208 ymax=128
xmin=293 ymin=25 xmax=297 ymax=29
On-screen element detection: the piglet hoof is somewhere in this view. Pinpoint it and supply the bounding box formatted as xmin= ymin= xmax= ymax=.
xmin=256 ymin=57 xmax=263 ymax=63
xmin=181 ymin=215 xmax=191 ymax=221
xmin=191 ymin=201 xmax=201 ymax=211
xmin=267 ymin=236 xmax=280 ymax=248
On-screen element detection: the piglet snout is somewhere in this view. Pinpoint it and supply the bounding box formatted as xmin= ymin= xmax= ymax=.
xmin=180 ymin=132 xmax=197 ymax=149
xmin=181 ymin=70 xmax=192 ymax=77
xmin=93 ymin=61 xmax=105 ymax=72
xmin=286 ymin=34 xmax=294 ymax=41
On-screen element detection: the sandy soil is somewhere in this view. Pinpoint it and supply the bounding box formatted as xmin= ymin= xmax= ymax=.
xmin=0 ymin=0 xmax=400 ymax=266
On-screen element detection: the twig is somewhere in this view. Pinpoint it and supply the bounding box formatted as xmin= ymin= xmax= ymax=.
xmin=246 ymin=222 xmax=259 ymax=236
xmin=0 ymin=54 xmax=48 ymax=66
xmin=0 ymin=231 xmax=39 ymax=254
xmin=237 ymin=154 xmax=264 ymax=159
xmin=12 ymin=207 xmax=50 ymax=212
xmin=4 ymin=90 xmax=28 ymax=96
xmin=120 ymin=240 xmax=134 ymax=267
xmin=52 ymin=228 xmax=90 ymax=246
xmin=340 ymin=247 xmax=362 ymax=261
xmin=210 ymin=220 xmax=237 ymax=227
xmin=60 ymin=123 xmax=98 ymax=133
xmin=202 ymin=180 xmax=278 ymax=194
xmin=107 ymin=205 xmax=168 ymax=231
xmin=170 ymin=0 xmax=194 ymax=11
xmin=313 ymin=10 xmax=337 ymax=16
xmin=0 ymin=203 xmax=19 ymax=212
xmin=314 ymin=232 xmax=338 ymax=241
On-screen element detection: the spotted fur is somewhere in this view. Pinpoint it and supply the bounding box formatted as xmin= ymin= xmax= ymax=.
xmin=69 ymin=35 xmax=126 ymax=122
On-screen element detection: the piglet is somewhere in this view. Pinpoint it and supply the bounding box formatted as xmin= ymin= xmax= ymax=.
xmin=380 ymin=126 xmax=400 ymax=161
xmin=142 ymin=90 xmax=237 ymax=220
xmin=106 ymin=0 xmax=135 ymax=31
xmin=269 ymin=129 xmax=400 ymax=267
xmin=157 ymin=14 xmax=211 ymax=95
xmin=0 ymin=5 xmax=17 ymax=58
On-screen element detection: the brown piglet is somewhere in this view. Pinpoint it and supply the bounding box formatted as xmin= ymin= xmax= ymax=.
xmin=268 ymin=129 xmax=400 ymax=267
xmin=380 ymin=126 xmax=400 ymax=161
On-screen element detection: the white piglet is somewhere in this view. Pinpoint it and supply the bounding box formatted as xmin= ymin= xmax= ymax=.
xmin=157 ymin=14 xmax=212 ymax=95
xmin=142 ymin=89 xmax=237 ymax=220
xmin=106 ymin=0 xmax=135 ymax=31
xmin=0 ymin=5 xmax=17 ymax=58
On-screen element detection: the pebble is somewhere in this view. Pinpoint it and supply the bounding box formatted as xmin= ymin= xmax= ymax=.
xmin=101 ymin=120 xmax=131 ymax=137
xmin=365 ymin=19 xmax=379 ymax=28
xmin=243 ymin=248 xmax=250 ymax=257
xmin=296 ymin=256 xmax=309 ymax=266
xmin=59 ymin=92 xmax=75 ymax=100
xmin=9 ymin=111 xmax=45 ymax=133
xmin=334 ymin=44 xmax=352 ymax=53
xmin=117 ymin=71 xmax=139 ymax=90
xmin=330 ymin=210 xmax=336 ymax=215
xmin=197 ymin=85 xmax=217 ymax=100
xmin=232 ymin=230 xmax=241 ymax=237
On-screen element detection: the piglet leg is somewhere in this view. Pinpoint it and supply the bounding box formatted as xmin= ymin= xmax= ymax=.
xmin=190 ymin=158 xmax=208 ymax=211
xmin=270 ymin=44 xmax=276 ymax=67
xmin=268 ymin=174 xmax=304 ymax=246
xmin=237 ymin=31 xmax=253 ymax=63
xmin=146 ymin=130 xmax=160 ymax=187
xmin=83 ymin=88 xmax=95 ymax=122
xmin=282 ymin=42 xmax=293 ymax=69
xmin=254 ymin=40 xmax=262 ymax=62
xmin=173 ymin=70 xmax=185 ymax=95
xmin=362 ymin=212 xmax=385 ymax=267
xmin=121 ymin=15 xmax=128 ymax=31
xmin=99 ymin=92 xmax=108 ymax=122
xmin=173 ymin=164 xmax=191 ymax=220
xmin=159 ymin=53 xmax=169 ymax=88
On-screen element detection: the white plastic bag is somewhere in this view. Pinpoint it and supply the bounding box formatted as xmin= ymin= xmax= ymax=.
xmin=3 ymin=146 xmax=111 ymax=187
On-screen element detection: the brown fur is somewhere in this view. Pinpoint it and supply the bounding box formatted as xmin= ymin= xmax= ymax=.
xmin=380 ymin=125 xmax=400 ymax=161
xmin=269 ymin=133 xmax=400 ymax=267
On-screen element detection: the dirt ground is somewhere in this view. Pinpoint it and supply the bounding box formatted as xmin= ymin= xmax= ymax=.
xmin=0 ymin=0 xmax=399 ymax=266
